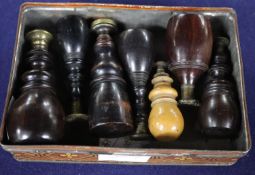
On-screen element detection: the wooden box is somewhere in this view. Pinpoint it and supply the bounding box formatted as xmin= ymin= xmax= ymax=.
xmin=0 ymin=2 xmax=251 ymax=165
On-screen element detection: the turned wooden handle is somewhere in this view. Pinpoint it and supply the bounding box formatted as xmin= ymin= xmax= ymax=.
xmin=166 ymin=13 xmax=213 ymax=67
xmin=166 ymin=14 xmax=213 ymax=104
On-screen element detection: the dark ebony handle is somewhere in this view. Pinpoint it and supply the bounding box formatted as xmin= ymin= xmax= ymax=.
xmin=57 ymin=15 xmax=89 ymax=59
xmin=119 ymin=28 xmax=154 ymax=139
xmin=56 ymin=15 xmax=89 ymax=121
xmin=7 ymin=30 xmax=65 ymax=144
xmin=88 ymin=18 xmax=134 ymax=137
xmin=198 ymin=37 xmax=240 ymax=137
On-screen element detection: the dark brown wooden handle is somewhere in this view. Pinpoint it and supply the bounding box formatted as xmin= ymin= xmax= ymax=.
xmin=166 ymin=14 xmax=213 ymax=104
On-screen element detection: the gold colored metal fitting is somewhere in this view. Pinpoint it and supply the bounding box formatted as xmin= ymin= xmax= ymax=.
xmin=91 ymin=18 xmax=116 ymax=30
xmin=26 ymin=29 xmax=53 ymax=49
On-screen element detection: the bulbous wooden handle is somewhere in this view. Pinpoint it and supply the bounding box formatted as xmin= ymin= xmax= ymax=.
xmin=198 ymin=37 xmax=240 ymax=137
xmin=166 ymin=14 xmax=213 ymax=105
xmin=148 ymin=62 xmax=184 ymax=141
xmin=56 ymin=15 xmax=89 ymax=59
xmin=149 ymin=102 xmax=184 ymax=141
xmin=7 ymin=30 xmax=65 ymax=144
xmin=166 ymin=14 xmax=212 ymax=68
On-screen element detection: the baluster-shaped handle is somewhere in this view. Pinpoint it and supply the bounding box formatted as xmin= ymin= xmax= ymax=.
xmin=7 ymin=29 xmax=65 ymax=144
xmin=148 ymin=61 xmax=184 ymax=141
xmin=198 ymin=37 xmax=240 ymax=137
xmin=88 ymin=18 xmax=133 ymax=137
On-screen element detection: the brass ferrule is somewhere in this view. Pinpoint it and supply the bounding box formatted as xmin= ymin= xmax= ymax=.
xmin=180 ymin=85 xmax=199 ymax=106
xmin=91 ymin=18 xmax=117 ymax=33
xmin=181 ymin=84 xmax=194 ymax=100
xmin=26 ymin=29 xmax=53 ymax=49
